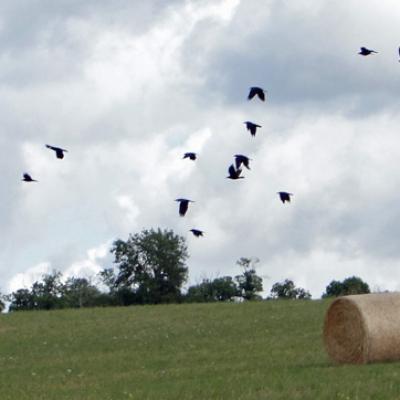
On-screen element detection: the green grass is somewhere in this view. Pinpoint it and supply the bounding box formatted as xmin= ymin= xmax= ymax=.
xmin=1 ymin=300 xmax=400 ymax=399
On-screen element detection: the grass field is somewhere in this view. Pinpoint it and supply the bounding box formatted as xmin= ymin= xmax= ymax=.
xmin=0 ymin=300 xmax=400 ymax=399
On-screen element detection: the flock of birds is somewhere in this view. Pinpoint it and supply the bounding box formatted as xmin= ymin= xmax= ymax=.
xmin=175 ymin=85 xmax=293 ymax=238
xmin=22 ymin=46 xmax=391 ymax=240
xmin=172 ymin=46 xmax=396 ymax=238
xmin=22 ymin=145 xmax=67 ymax=182
xmin=22 ymin=85 xmax=292 ymax=239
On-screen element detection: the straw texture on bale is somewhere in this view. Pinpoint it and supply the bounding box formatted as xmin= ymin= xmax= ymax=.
xmin=323 ymin=293 xmax=400 ymax=364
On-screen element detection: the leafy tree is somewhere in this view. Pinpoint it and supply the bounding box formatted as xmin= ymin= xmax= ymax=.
xmin=235 ymin=257 xmax=263 ymax=301
xmin=295 ymin=287 xmax=312 ymax=299
xmin=7 ymin=289 xmax=34 ymax=311
xmin=186 ymin=276 xmax=238 ymax=303
xmin=62 ymin=277 xmax=103 ymax=308
xmin=111 ymin=228 xmax=189 ymax=304
xmin=98 ymin=268 xmax=117 ymax=293
xmin=8 ymin=271 xmax=111 ymax=311
xmin=212 ymin=276 xmax=239 ymax=301
xmin=269 ymin=279 xmax=312 ymax=300
xmin=7 ymin=271 xmax=64 ymax=311
xmin=30 ymin=271 xmax=64 ymax=310
xmin=97 ymin=268 xmax=135 ymax=306
xmin=186 ymin=279 xmax=214 ymax=303
xmin=322 ymin=276 xmax=370 ymax=298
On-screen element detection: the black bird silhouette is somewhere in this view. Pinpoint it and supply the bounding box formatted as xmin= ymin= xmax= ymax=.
xmin=244 ymin=121 xmax=262 ymax=137
xmin=358 ymin=47 xmax=378 ymax=56
xmin=183 ymin=152 xmax=197 ymax=160
xmin=248 ymin=87 xmax=266 ymax=101
xmin=278 ymin=191 xmax=293 ymax=203
xmin=234 ymin=154 xmax=251 ymax=170
xmin=190 ymin=229 xmax=204 ymax=237
xmin=22 ymin=173 xmax=38 ymax=182
xmin=46 ymin=144 xmax=68 ymax=159
xmin=227 ymin=164 xmax=244 ymax=180
xmin=175 ymin=198 xmax=194 ymax=216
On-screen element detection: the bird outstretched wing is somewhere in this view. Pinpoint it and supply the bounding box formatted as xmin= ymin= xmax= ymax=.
xmin=46 ymin=144 xmax=68 ymax=159
xmin=248 ymin=87 xmax=257 ymax=100
xmin=257 ymin=90 xmax=265 ymax=101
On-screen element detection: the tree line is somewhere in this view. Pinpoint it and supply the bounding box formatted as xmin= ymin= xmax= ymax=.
xmin=0 ymin=228 xmax=371 ymax=312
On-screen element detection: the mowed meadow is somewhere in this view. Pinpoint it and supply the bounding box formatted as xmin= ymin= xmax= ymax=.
xmin=0 ymin=300 xmax=399 ymax=400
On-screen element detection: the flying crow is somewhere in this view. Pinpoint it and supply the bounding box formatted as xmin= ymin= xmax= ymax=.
xmin=175 ymin=198 xmax=194 ymax=216
xmin=183 ymin=152 xmax=197 ymax=160
xmin=248 ymin=87 xmax=266 ymax=101
xmin=358 ymin=47 xmax=378 ymax=56
xmin=244 ymin=121 xmax=262 ymax=137
xmin=278 ymin=191 xmax=293 ymax=203
xmin=46 ymin=144 xmax=68 ymax=159
xmin=227 ymin=164 xmax=244 ymax=180
xmin=190 ymin=229 xmax=204 ymax=237
xmin=234 ymin=154 xmax=251 ymax=170
xmin=22 ymin=173 xmax=38 ymax=182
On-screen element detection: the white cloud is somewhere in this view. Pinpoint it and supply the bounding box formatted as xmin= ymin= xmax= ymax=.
xmin=8 ymin=262 xmax=52 ymax=293
xmin=63 ymin=241 xmax=111 ymax=278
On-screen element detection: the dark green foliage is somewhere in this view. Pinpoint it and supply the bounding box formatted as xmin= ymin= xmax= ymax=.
xmin=7 ymin=271 xmax=64 ymax=311
xmin=31 ymin=271 xmax=64 ymax=310
xmin=269 ymin=279 xmax=312 ymax=299
xmin=8 ymin=271 xmax=114 ymax=311
xmin=7 ymin=289 xmax=34 ymax=311
xmin=212 ymin=276 xmax=239 ymax=301
xmin=186 ymin=257 xmax=263 ymax=303
xmin=186 ymin=280 xmax=214 ymax=303
xmin=98 ymin=268 xmax=117 ymax=292
xmin=97 ymin=268 xmax=134 ymax=306
xmin=111 ymin=228 xmax=189 ymax=304
xmin=98 ymin=268 xmax=139 ymax=306
xmin=234 ymin=257 xmax=263 ymax=300
xmin=7 ymin=229 xmax=189 ymax=311
xmin=62 ymin=277 xmax=103 ymax=308
xmin=322 ymin=276 xmax=370 ymax=298
xmin=186 ymin=276 xmax=239 ymax=302
xmin=113 ymin=287 xmax=139 ymax=306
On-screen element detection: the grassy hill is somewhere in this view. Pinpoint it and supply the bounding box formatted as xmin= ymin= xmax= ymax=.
xmin=0 ymin=300 xmax=399 ymax=399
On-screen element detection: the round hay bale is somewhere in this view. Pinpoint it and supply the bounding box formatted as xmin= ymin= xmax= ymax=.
xmin=323 ymin=293 xmax=400 ymax=364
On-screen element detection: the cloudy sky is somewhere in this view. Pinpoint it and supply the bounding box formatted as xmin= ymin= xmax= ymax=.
xmin=2 ymin=0 xmax=400 ymax=298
